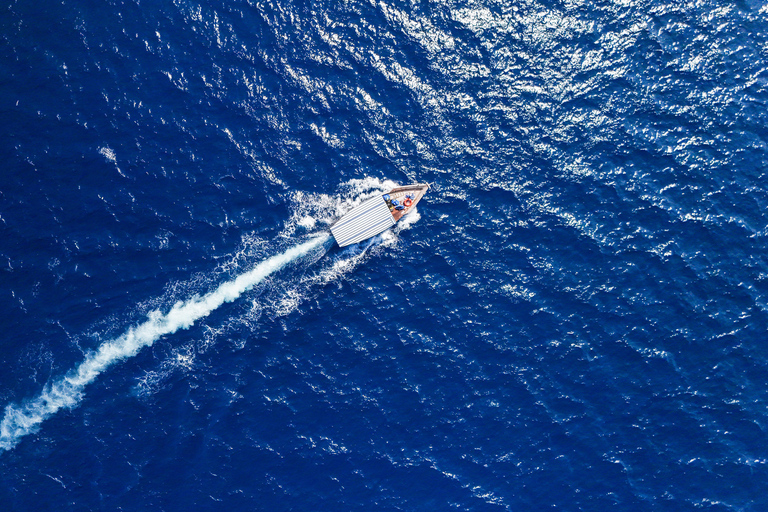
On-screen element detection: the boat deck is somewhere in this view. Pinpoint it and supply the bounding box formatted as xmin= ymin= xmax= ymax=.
xmin=385 ymin=184 xmax=430 ymax=221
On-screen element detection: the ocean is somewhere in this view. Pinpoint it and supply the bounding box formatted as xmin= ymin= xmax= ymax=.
xmin=1 ymin=0 xmax=767 ymax=509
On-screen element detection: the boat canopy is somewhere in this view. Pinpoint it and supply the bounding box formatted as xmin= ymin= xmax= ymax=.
xmin=331 ymin=195 xmax=395 ymax=247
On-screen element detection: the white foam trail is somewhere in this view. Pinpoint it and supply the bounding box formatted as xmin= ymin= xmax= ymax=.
xmin=0 ymin=235 xmax=328 ymax=451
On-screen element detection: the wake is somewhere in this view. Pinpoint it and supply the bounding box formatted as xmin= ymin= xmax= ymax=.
xmin=0 ymin=234 xmax=329 ymax=451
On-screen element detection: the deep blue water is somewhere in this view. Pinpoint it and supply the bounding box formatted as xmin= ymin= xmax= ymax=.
xmin=1 ymin=0 xmax=768 ymax=509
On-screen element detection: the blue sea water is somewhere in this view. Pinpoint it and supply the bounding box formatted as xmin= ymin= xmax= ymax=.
xmin=1 ymin=0 xmax=768 ymax=509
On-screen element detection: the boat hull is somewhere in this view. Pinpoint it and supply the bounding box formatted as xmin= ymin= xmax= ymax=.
xmin=330 ymin=183 xmax=429 ymax=247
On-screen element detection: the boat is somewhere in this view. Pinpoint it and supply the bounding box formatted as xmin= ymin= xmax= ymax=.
xmin=330 ymin=183 xmax=430 ymax=247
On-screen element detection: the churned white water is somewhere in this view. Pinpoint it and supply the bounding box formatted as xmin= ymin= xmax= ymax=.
xmin=0 ymin=235 xmax=329 ymax=451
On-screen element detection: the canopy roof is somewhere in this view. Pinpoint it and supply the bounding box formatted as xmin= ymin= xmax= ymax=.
xmin=331 ymin=195 xmax=395 ymax=247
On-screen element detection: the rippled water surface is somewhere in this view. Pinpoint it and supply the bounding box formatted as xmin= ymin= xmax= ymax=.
xmin=1 ymin=0 xmax=767 ymax=510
